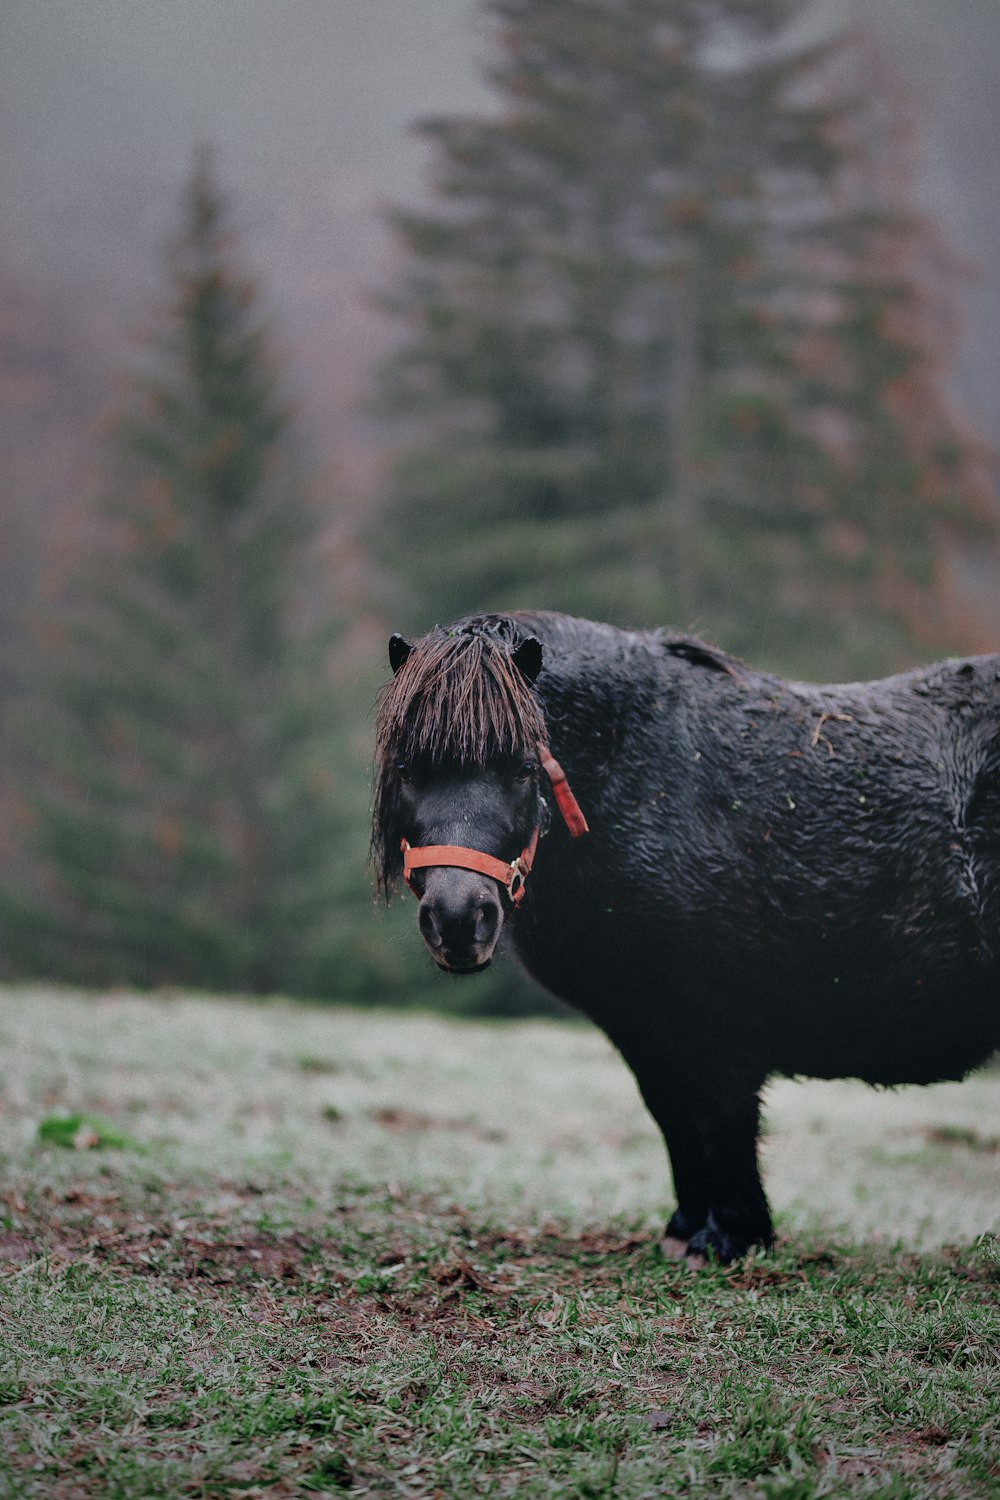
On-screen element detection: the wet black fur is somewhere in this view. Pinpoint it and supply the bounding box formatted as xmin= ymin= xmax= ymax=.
xmin=374 ymin=611 xmax=1000 ymax=1262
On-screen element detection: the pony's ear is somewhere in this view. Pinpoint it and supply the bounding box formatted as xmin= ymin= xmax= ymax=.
xmin=388 ymin=634 xmax=412 ymax=674
xmin=512 ymin=635 xmax=543 ymax=684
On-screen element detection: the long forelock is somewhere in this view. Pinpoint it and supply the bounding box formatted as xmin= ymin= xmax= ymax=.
xmin=376 ymin=628 xmax=547 ymax=770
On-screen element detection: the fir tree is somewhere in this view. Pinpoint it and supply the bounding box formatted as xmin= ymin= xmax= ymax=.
xmin=689 ymin=31 xmax=996 ymax=668
xmin=376 ymin=0 xmax=995 ymax=675
xmin=2 ymin=156 xmax=345 ymax=994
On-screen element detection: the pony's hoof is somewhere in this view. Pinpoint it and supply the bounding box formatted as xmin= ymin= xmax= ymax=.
xmin=685 ymin=1250 xmax=709 ymax=1271
xmin=661 ymin=1235 xmax=690 ymax=1261
xmin=686 ymin=1217 xmax=772 ymax=1266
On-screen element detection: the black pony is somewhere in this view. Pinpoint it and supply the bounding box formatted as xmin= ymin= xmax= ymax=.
xmin=373 ymin=612 xmax=1000 ymax=1263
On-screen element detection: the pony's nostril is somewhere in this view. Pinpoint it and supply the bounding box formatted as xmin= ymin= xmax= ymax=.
xmin=474 ymin=902 xmax=501 ymax=943
xmin=418 ymin=903 xmax=443 ymax=949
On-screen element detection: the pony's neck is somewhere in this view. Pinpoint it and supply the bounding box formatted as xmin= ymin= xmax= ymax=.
xmin=512 ymin=612 xmax=660 ymax=772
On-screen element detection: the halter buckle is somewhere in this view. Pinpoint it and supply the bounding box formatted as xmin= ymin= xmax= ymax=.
xmin=506 ymin=857 xmax=529 ymax=904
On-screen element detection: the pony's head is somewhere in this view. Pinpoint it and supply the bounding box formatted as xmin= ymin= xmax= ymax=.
xmin=372 ymin=617 xmax=548 ymax=972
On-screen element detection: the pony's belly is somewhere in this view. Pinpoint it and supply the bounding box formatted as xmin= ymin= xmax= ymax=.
xmin=515 ymin=918 xmax=999 ymax=1088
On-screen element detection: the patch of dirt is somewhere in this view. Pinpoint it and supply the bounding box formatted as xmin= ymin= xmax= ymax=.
xmin=5 ymin=1192 xmax=312 ymax=1288
xmin=166 ymin=1229 xmax=308 ymax=1283
xmin=909 ymin=1424 xmax=951 ymax=1447
xmin=474 ymin=1226 xmax=653 ymax=1262
xmin=0 ymin=1233 xmax=33 ymax=1265
xmin=428 ymin=1251 xmax=508 ymax=1297
xmin=368 ymin=1106 xmax=505 ymax=1142
xmin=724 ymin=1263 xmax=807 ymax=1292
xmin=818 ymin=1454 xmax=888 ymax=1481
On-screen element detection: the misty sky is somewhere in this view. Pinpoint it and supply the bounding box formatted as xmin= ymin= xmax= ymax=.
xmin=2 ymin=0 xmax=999 ymax=445
xmin=0 ymin=1 xmax=491 ymax=291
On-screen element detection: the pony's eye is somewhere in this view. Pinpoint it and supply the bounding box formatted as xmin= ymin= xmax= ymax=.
xmin=396 ymin=762 xmax=412 ymax=783
xmin=515 ymin=760 xmax=537 ymax=783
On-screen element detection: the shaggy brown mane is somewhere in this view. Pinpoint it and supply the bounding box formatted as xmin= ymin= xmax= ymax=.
xmin=371 ymin=622 xmax=548 ymax=896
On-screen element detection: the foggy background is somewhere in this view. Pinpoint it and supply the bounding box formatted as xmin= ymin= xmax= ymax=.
xmin=4 ymin=0 xmax=999 ymax=494
xmin=2 ymin=0 xmax=999 ymax=1008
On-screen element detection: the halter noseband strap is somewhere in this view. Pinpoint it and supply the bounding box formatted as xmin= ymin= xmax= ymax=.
xmin=402 ymin=828 xmax=539 ymax=906
xmin=401 ymin=742 xmax=588 ymax=907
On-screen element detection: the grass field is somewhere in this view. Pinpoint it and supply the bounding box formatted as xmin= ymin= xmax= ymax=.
xmin=0 ymin=985 xmax=997 ymax=1498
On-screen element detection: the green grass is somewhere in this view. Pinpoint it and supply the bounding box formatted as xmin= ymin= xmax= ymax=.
xmin=0 ymin=985 xmax=997 ymax=1497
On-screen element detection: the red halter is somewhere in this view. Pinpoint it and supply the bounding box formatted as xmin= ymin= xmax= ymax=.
xmin=401 ymin=742 xmax=588 ymax=906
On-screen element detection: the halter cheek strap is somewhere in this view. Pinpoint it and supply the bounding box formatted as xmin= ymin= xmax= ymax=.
xmin=401 ymin=742 xmax=588 ymax=907
xmin=538 ymin=744 xmax=589 ymax=838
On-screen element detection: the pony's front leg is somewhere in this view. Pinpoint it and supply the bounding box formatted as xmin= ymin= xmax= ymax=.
xmin=621 ymin=1044 xmax=772 ymax=1265
xmin=616 ymin=1047 xmax=712 ymax=1258
xmin=684 ymin=1084 xmax=774 ymax=1266
xmin=658 ymin=1117 xmax=710 ymax=1260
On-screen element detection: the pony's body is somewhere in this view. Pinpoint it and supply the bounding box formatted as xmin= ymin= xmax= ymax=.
xmin=374 ymin=611 xmax=1000 ymax=1261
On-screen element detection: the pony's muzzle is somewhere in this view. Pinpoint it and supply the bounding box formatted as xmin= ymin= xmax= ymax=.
xmin=417 ymin=870 xmax=504 ymax=973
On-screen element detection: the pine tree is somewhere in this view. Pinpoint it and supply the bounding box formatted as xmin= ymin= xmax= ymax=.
xmin=376 ymin=0 xmax=996 ymax=675
xmin=2 ymin=156 xmax=345 ymax=994
xmin=688 ymin=31 xmax=996 ymax=669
